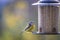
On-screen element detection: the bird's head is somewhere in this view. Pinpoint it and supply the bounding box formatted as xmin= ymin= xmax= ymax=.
xmin=29 ymin=21 xmax=34 ymax=26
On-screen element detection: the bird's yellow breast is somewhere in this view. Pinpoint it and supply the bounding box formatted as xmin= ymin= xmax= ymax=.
xmin=26 ymin=25 xmax=35 ymax=32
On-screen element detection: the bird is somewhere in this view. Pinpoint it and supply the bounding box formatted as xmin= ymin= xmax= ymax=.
xmin=22 ymin=21 xmax=35 ymax=33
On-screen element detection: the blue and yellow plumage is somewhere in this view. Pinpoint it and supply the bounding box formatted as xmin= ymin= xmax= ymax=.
xmin=23 ymin=22 xmax=35 ymax=32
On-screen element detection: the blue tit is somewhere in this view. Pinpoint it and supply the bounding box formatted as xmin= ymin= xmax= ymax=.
xmin=23 ymin=22 xmax=35 ymax=32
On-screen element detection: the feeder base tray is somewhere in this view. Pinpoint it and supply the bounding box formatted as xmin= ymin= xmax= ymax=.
xmin=32 ymin=32 xmax=60 ymax=35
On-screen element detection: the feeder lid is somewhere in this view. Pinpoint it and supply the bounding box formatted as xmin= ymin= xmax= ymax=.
xmin=32 ymin=0 xmax=60 ymax=6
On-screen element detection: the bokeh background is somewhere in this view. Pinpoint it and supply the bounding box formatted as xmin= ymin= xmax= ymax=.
xmin=0 ymin=0 xmax=60 ymax=40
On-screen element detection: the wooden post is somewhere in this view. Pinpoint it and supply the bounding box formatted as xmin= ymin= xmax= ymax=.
xmin=38 ymin=6 xmax=59 ymax=33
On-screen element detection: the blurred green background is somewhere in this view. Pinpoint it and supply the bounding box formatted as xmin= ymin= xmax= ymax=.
xmin=1 ymin=0 xmax=60 ymax=40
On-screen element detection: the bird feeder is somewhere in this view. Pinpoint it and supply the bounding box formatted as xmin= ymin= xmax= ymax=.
xmin=32 ymin=0 xmax=60 ymax=35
